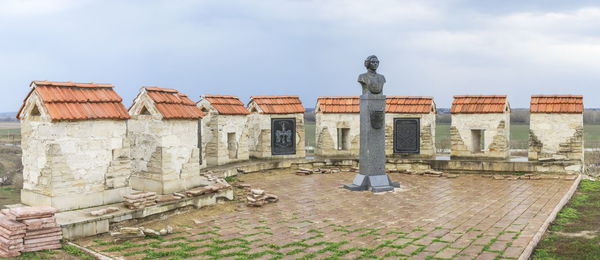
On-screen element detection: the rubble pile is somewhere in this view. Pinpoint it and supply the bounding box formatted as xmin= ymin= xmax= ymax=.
xmin=185 ymin=182 xmax=231 ymax=197
xmin=110 ymin=226 xmax=174 ymax=241
xmin=387 ymin=169 xmax=459 ymax=178
xmin=89 ymin=206 xmax=120 ymax=216
xmin=295 ymin=167 xmax=341 ymax=176
xmin=155 ymin=193 xmax=185 ymax=203
xmin=0 ymin=206 xmax=62 ymax=256
xmin=246 ymin=189 xmax=278 ymax=207
xmin=124 ymin=191 xmax=157 ymax=209
xmin=486 ymin=174 xmax=575 ymax=180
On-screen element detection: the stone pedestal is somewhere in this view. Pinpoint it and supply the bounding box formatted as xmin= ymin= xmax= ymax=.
xmin=344 ymin=94 xmax=399 ymax=192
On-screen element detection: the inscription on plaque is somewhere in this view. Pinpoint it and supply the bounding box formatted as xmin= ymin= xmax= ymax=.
xmin=271 ymin=118 xmax=296 ymax=155
xmin=393 ymin=118 xmax=420 ymax=153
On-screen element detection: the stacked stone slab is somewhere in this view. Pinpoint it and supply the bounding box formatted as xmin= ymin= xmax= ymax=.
xmin=128 ymin=87 xmax=208 ymax=194
xmin=123 ymin=191 xmax=157 ymax=209
xmin=0 ymin=206 xmax=62 ymax=255
xmin=17 ymin=81 xmax=132 ymax=211
xmin=246 ymin=96 xmax=306 ymax=159
xmin=529 ymin=95 xmax=584 ymax=162
xmin=0 ymin=214 xmax=26 ymax=257
xmin=450 ymin=95 xmax=510 ymax=160
xmin=197 ymin=95 xmax=250 ymax=166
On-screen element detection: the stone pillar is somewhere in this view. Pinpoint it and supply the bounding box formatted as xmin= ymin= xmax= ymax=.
xmin=344 ymin=94 xmax=399 ymax=192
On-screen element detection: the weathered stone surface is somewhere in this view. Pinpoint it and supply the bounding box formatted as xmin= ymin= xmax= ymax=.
xmin=21 ymin=119 xmax=129 ymax=211
xmin=529 ymin=113 xmax=584 ymax=162
xmin=451 ymin=112 xmax=510 ymax=159
xmin=89 ymin=207 xmax=120 ymax=216
xmin=195 ymin=99 xmax=250 ymax=166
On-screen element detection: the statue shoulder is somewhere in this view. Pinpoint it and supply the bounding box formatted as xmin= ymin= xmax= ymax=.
xmin=358 ymin=72 xmax=368 ymax=83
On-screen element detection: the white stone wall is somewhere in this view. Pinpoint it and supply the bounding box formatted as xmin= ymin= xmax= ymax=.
xmin=128 ymin=118 xmax=206 ymax=193
xmin=21 ymin=118 xmax=130 ymax=210
xmin=315 ymin=113 xmax=360 ymax=157
xmin=451 ymin=113 xmax=510 ymax=159
xmin=529 ymin=113 xmax=583 ymax=161
xmin=247 ymin=113 xmax=306 ymax=159
xmin=201 ymin=113 xmax=249 ymax=166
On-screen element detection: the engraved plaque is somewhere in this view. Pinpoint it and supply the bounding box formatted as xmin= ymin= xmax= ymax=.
xmin=271 ymin=118 xmax=296 ymax=155
xmin=393 ymin=118 xmax=420 ymax=153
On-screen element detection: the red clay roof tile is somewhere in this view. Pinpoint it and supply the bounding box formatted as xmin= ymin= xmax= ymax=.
xmin=316 ymin=96 xmax=435 ymax=114
xmin=530 ymin=95 xmax=583 ymax=113
xmin=143 ymin=87 xmax=204 ymax=119
xmin=249 ymin=96 xmax=305 ymax=114
xmin=201 ymin=95 xmax=249 ymax=115
xmin=17 ymin=81 xmax=130 ymax=121
xmin=451 ymin=95 xmax=509 ymax=114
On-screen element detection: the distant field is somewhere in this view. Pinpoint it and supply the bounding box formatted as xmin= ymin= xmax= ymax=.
xmin=305 ymin=122 xmax=315 ymax=147
xmin=0 ymin=122 xmax=19 ymax=129
xmin=437 ymin=123 xmax=600 ymax=148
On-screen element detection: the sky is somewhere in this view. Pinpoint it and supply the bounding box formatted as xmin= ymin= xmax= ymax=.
xmin=2 ymin=0 xmax=600 ymax=112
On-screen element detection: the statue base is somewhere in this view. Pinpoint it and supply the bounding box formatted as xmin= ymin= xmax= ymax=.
xmin=343 ymin=174 xmax=400 ymax=193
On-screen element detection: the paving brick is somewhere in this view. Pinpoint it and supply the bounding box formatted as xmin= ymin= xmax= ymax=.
xmin=435 ymin=247 xmax=462 ymax=258
xmin=83 ymin=171 xmax=574 ymax=260
xmin=503 ymin=246 xmax=525 ymax=258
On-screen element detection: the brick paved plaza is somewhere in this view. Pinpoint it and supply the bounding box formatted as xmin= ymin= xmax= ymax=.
xmin=80 ymin=170 xmax=575 ymax=259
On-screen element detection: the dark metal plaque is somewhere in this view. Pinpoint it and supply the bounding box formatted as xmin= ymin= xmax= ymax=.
xmin=271 ymin=118 xmax=296 ymax=155
xmin=393 ymin=118 xmax=420 ymax=153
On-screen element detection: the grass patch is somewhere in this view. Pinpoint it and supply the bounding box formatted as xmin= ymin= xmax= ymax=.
xmin=224 ymin=176 xmax=237 ymax=182
xmin=17 ymin=250 xmax=56 ymax=260
xmin=62 ymin=244 xmax=95 ymax=260
xmin=554 ymin=207 xmax=578 ymax=226
xmin=533 ymin=180 xmax=600 ymax=259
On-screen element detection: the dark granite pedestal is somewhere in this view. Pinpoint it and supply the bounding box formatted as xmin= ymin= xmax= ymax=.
xmin=344 ymin=94 xmax=399 ymax=192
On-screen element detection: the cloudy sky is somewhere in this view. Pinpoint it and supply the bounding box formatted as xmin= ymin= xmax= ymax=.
xmin=1 ymin=0 xmax=600 ymax=112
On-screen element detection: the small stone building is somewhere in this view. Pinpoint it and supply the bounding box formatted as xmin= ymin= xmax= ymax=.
xmin=247 ymin=96 xmax=306 ymax=159
xmin=385 ymin=96 xmax=437 ymax=159
xmin=196 ymin=95 xmax=250 ymax=166
xmin=529 ymin=95 xmax=584 ymax=161
xmin=450 ymin=95 xmax=510 ymax=159
xmin=314 ymin=97 xmax=360 ymax=157
xmin=314 ymin=96 xmax=436 ymax=158
xmin=17 ymin=81 xmax=131 ymax=211
xmin=128 ymin=87 xmax=206 ymax=194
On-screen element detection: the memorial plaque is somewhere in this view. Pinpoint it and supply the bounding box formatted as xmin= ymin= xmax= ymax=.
xmin=271 ymin=118 xmax=296 ymax=155
xmin=393 ymin=118 xmax=420 ymax=153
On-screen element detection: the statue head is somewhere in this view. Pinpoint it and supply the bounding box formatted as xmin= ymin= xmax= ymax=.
xmin=364 ymin=55 xmax=379 ymax=72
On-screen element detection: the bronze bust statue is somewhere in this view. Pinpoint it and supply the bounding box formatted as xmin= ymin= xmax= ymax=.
xmin=358 ymin=55 xmax=385 ymax=95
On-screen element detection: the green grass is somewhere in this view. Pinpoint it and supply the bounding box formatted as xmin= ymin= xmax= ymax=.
xmin=0 ymin=184 xmax=20 ymax=206
xmin=533 ymin=180 xmax=600 ymax=259
xmin=62 ymin=244 xmax=95 ymax=260
xmin=305 ymin=122 xmax=315 ymax=147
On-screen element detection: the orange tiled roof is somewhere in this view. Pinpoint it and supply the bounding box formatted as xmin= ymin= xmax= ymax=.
xmin=316 ymin=96 xmax=434 ymax=114
xmin=17 ymin=81 xmax=130 ymax=121
xmin=249 ymin=96 xmax=305 ymax=114
xmin=143 ymin=87 xmax=204 ymax=119
xmin=317 ymin=97 xmax=360 ymax=113
xmin=201 ymin=95 xmax=249 ymax=115
xmin=530 ymin=95 xmax=583 ymax=113
xmin=387 ymin=96 xmax=435 ymax=113
xmin=451 ymin=95 xmax=509 ymax=114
